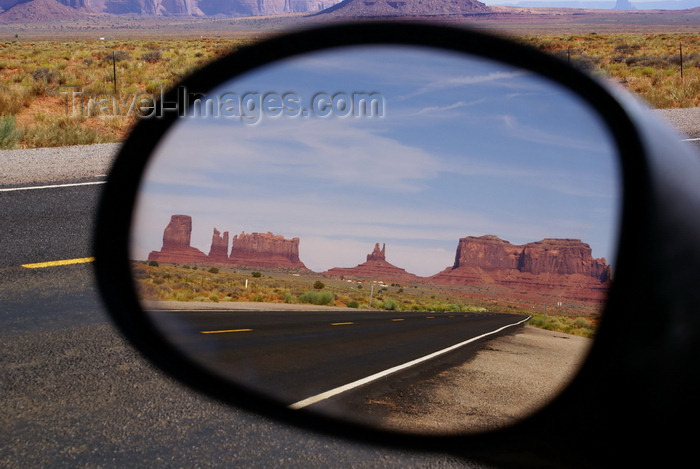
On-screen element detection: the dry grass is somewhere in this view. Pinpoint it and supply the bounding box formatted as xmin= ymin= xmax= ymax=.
xmin=0 ymin=38 xmax=247 ymax=148
xmin=521 ymin=33 xmax=700 ymax=108
xmin=0 ymin=33 xmax=696 ymax=148
xmin=133 ymin=262 xmax=491 ymax=312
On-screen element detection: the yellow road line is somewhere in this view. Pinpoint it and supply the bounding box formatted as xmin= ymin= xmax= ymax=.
xmin=391 ymin=318 xmax=405 ymax=322
xmin=331 ymin=322 xmax=354 ymax=326
xmin=22 ymin=257 xmax=95 ymax=269
xmin=200 ymin=329 xmax=253 ymax=334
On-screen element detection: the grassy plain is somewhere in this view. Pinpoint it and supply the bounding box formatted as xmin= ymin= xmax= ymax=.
xmin=133 ymin=262 xmax=599 ymax=338
xmin=0 ymin=31 xmax=696 ymax=149
xmin=525 ymin=32 xmax=700 ymax=108
xmin=0 ymin=37 xmax=248 ymax=148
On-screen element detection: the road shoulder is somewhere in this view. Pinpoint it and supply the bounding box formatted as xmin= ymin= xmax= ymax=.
xmin=366 ymin=326 xmax=591 ymax=434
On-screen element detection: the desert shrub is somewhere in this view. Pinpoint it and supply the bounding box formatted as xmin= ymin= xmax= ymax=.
xmin=299 ymin=290 xmax=334 ymax=306
xmin=148 ymin=260 xmax=159 ymax=267
xmin=572 ymin=317 xmax=595 ymax=332
xmin=228 ymin=287 xmax=242 ymax=299
xmin=208 ymin=267 xmax=219 ymax=274
xmin=625 ymin=56 xmax=668 ymax=67
xmin=32 ymin=67 xmax=60 ymax=83
xmin=542 ymin=318 xmax=565 ymax=331
xmin=383 ymin=299 xmax=398 ymax=310
xmin=0 ymin=85 xmax=32 ymax=115
xmin=0 ymin=116 xmax=20 ymax=149
xmin=102 ymin=50 xmax=130 ymax=62
xmin=313 ymin=280 xmax=325 ymax=290
xmin=346 ymin=301 xmax=359 ymax=308
xmin=251 ymin=272 xmax=262 ymax=278
xmin=139 ymin=50 xmax=162 ymax=63
xmin=175 ymin=290 xmax=195 ymax=301
xmin=614 ymin=43 xmax=641 ymax=54
xmin=22 ymin=115 xmax=114 ymax=147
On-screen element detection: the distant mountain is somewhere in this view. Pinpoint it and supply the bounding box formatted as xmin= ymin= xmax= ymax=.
xmin=489 ymin=0 xmax=699 ymax=10
xmin=317 ymin=0 xmax=490 ymax=17
xmin=195 ymin=0 xmax=338 ymax=16
xmin=0 ymin=0 xmax=86 ymax=21
xmin=0 ymin=0 xmax=340 ymax=18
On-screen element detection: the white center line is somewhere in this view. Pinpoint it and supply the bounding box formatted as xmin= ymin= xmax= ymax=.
xmin=0 ymin=181 xmax=106 ymax=192
xmin=288 ymin=315 xmax=531 ymax=410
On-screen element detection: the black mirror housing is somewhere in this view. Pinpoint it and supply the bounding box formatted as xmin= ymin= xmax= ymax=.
xmin=94 ymin=22 xmax=700 ymax=468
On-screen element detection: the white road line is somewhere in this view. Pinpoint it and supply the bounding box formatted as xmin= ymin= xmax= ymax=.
xmin=0 ymin=181 xmax=106 ymax=192
xmin=683 ymin=137 xmax=700 ymax=142
xmin=288 ymin=315 xmax=531 ymax=410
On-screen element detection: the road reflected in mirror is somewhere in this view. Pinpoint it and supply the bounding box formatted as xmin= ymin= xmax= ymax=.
xmin=130 ymin=46 xmax=620 ymax=434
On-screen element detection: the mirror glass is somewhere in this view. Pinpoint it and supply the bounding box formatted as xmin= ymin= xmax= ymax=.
xmin=130 ymin=45 xmax=620 ymax=434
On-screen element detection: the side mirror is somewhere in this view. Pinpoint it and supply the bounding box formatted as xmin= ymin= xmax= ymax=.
xmin=95 ymin=22 xmax=700 ymax=468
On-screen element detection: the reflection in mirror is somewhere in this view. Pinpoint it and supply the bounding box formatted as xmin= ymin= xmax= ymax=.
xmin=130 ymin=46 xmax=620 ymax=434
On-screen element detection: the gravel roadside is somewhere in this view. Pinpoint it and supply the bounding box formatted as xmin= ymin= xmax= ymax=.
xmin=655 ymin=107 xmax=700 ymax=139
xmin=0 ymin=143 xmax=120 ymax=187
xmin=366 ymin=326 xmax=591 ymax=433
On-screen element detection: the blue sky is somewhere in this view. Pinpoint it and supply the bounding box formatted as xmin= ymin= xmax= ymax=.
xmin=132 ymin=46 xmax=621 ymax=277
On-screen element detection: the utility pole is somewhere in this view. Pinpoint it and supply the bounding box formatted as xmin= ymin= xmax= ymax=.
xmin=112 ymin=51 xmax=117 ymax=94
xmin=369 ymin=284 xmax=374 ymax=309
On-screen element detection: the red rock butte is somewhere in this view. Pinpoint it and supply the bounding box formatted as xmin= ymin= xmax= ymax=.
xmin=430 ymin=235 xmax=611 ymax=304
xmin=146 ymin=215 xmax=611 ymax=306
xmin=147 ymin=215 xmax=307 ymax=270
xmin=229 ymin=231 xmax=306 ymax=269
xmin=148 ymin=214 xmax=210 ymax=265
xmin=324 ymin=242 xmax=422 ymax=283
xmin=317 ymin=0 xmax=490 ymax=17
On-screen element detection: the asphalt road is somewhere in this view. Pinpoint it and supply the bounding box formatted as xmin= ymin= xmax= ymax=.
xmin=148 ymin=308 xmax=527 ymax=408
xmin=1 ymin=110 xmax=697 ymax=467
xmin=0 ymin=181 xmax=484 ymax=468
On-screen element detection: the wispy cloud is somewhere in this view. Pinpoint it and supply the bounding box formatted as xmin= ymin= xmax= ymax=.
xmin=402 ymin=70 xmax=528 ymax=99
xmin=409 ymin=99 xmax=485 ymax=116
xmin=147 ymin=118 xmax=443 ymax=193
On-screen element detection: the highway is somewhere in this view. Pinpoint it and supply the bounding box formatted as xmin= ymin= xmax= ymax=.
xmin=148 ymin=308 xmax=528 ymax=408
xmin=0 ymin=175 xmax=487 ymax=468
